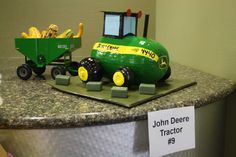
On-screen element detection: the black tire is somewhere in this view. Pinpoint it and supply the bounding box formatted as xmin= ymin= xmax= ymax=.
xmin=51 ymin=65 xmax=66 ymax=79
xmin=32 ymin=67 xmax=46 ymax=76
xmin=68 ymin=61 xmax=79 ymax=76
xmin=160 ymin=66 xmax=171 ymax=81
xmin=113 ymin=67 xmax=134 ymax=87
xmin=26 ymin=60 xmax=46 ymax=76
xmin=16 ymin=64 xmax=32 ymax=80
xmin=78 ymin=57 xmax=102 ymax=82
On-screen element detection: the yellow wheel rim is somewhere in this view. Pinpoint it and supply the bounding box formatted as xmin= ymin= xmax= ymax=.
xmin=113 ymin=71 xmax=125 ymax=86
xmin=78 ymin=66 xmax=88 ymax=81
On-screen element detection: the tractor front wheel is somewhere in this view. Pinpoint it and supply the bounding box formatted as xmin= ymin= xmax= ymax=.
xmin=113 ymin=67 xmax=134 ymax=87
xmin=51 ymin=65 xmax=66 ymax=79
xmin=16 ymin=64 xmax=32 ymax=80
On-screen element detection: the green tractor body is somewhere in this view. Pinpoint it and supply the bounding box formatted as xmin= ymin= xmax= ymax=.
xmin=78 ymin=10 xmax=171 ymax=86
xmin=91 ymin=36 xmax=169 ymax=84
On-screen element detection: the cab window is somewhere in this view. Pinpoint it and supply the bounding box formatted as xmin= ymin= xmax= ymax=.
xmin=103 ymin=12 xmax=138 ymax=38
xmin=123 ymin=16 xmax=136 ymax=36
xmin=104 ymin=14 xmax=121 ymax=37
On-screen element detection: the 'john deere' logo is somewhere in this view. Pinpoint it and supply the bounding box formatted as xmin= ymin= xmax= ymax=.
xmin=159 ymin=56 xmax=168 ymax=69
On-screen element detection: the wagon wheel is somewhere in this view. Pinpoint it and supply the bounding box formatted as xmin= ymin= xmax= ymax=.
xmin=33 ymin=67 xmax=46 ymax=76
xmin=78 ymin=57 xmax=102 ymax=82
xmin=113 ymin=67 xmax=134 ymax=87
xmin=159 ymin=66 xmax=171 ymax=82
xmin=68 ymin=61 xmax=79 ymax=76
xmin=16 ymin=64 xmax=32 ymax=80
xmin=26 ymin=60 xmax=46 ymax=76
xmin=51 ymin=65 xmax=66 ymax=79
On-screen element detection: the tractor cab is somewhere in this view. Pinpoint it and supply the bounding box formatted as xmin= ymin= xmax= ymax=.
xmin=103 ymin=9 xmax=146 ymax=38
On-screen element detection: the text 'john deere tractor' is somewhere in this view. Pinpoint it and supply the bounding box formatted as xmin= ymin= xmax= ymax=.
xmin=78 ymin=9 xmax=171 ymax=86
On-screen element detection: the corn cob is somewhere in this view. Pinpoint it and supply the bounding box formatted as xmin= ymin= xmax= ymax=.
xmin=28 ymin=27 xmax=41 ymax=38
xmin=73 ymin=23 xmax=84 ymax=38
xmin=41 ymin=30 xmax=47 ymax=38
xmin=56 ymin=29 xmax=74 ymax=38
xmin=21 ymin=32 xmax=29 ymax=38
xmin=45 ymin=24 xmax=58 ymax=38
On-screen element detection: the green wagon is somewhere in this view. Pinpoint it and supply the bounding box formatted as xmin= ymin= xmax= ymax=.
xmin=15 ymin=38 xmax=81 ymax=80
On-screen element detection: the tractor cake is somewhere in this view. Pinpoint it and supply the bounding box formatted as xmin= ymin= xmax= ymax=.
xmin=78 ymin=9 xmax=171 ymax=87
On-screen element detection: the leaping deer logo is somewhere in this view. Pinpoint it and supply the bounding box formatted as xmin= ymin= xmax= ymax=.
xmin=160 ymin=56 xmax=168 ymax=69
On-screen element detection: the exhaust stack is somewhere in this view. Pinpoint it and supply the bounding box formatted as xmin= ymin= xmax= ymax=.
xmin=143 ymin=14 xmax=149 ymax=38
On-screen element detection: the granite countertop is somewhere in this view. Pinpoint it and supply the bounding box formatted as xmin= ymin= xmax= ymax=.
xmin=0 ymin=58 xmax=235 ymax=129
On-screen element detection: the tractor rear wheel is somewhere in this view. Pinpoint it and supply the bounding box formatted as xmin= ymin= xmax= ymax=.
xmin=113 ymin=67 xmax=134 ymax=87
xmin=51 ymin=65 xmax=66 ymax=79
xmin=78 ymin=57 xmax=102 ymax=82
xmin=16 ymin=64 xmax=32 ymax=80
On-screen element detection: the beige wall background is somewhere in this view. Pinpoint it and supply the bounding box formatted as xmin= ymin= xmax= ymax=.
xmin=156 ymin=0 xmax=236 ymax=157
xmin=156 ymin=0 xmax=236 ymax=81
xmin=0 ymin=0 xmax=156 ymax=59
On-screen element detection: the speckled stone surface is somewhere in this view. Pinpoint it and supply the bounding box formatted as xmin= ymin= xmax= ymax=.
xmin=0 ymin=58 xmax=235 ymax=129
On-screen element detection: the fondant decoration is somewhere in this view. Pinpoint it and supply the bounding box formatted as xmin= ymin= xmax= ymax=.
xmin=111 ymin=86 xmax=128 ymax=98
xmin=86 ymin=81 xmax=103 ymax=91
xmin=139 ymin=83 xmax=156 ymax=95
xmin=78 ymin=10 xmax=171 ymax=87
xmin=55 ymin=75 xmax=70 ymax=86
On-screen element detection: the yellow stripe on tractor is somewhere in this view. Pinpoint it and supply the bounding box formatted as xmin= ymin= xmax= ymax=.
xmin=93 ymin=42 xmax=159 ymax=62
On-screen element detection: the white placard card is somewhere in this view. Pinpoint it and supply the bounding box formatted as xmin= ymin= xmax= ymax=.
xmin=148 ymin=106 xmax=195 ymax=157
